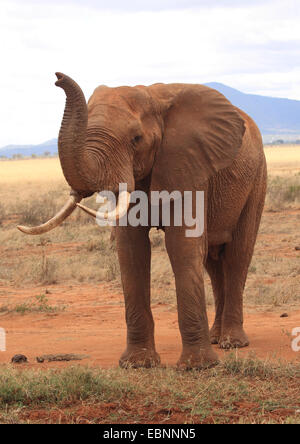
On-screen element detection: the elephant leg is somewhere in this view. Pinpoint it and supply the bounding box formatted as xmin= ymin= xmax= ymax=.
xmin=205 ymin=252 xmax=225 ymax=344
xmin=165 ymin=226 xmax=219 ymax=369
xmin=116 ymin=225 xmax=160 ymax=368
xmin=219 ymin=186 xmax=265 ymax=349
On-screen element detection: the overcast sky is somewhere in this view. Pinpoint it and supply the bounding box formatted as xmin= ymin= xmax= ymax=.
xmin=1 ymin=0 xmax=300 ymax=147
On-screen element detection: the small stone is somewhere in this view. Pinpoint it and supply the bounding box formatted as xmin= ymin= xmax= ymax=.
xmin=280 ymin=313 xmax=289 ymax=318
xmin=11 ymin=354 xmax=28 ymax=364
xmin=295 ymin=246 xmax=300 ymax=251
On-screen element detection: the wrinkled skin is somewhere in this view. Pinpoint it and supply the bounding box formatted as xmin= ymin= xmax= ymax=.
xmin=19 ymin=75 xmax=267 ymax=370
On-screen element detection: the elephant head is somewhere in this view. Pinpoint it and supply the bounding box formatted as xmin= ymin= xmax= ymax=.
xmin=17 ymin=73 xmax=245 ymax=234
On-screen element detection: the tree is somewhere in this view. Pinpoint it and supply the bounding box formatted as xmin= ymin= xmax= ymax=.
xmin=12 ymin=153 xmax=23 ymax=160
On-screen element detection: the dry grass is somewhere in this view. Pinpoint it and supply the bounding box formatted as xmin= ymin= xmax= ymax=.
xmin=265 ymin=144 xmax=300 ymax=175
xmin=0 ymin=149 xmax=300 ymax=425
xmin=0 ymin=158 xmax=63 ymax=184
xmin=0 ymin=150 xmax=300 ymax=312
xmin=266 ymin=174 xmax=300 ymax=210
xmin=0 ymin=227 xmax=120 ymax=286
xmin=0 ymin=354 xmax=299 ymax=424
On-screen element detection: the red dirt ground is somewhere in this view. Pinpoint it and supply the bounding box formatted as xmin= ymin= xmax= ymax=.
xmin=18 ymin=398 xmax=300 ymax=424
xmin=0 ymin=283 xmax=299 ymax=368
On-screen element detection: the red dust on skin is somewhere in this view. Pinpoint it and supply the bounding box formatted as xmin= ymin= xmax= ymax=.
xmin=0 ymin=283 xmax=299 ymax=369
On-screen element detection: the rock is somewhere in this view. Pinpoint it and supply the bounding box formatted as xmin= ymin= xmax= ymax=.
xmin=280 ymin=313 xmax=289 ymax=318
xmin=295 ymin=246 xmax=300 ymax=251
xmin=11 ymin=354 xmax=28 ymax=364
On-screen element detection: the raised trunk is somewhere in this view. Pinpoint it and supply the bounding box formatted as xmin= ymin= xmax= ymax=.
xmin=16 ymin=73 xmax=134 ymax=235
xmin=55 ymin=72 xmax=97 ymax=193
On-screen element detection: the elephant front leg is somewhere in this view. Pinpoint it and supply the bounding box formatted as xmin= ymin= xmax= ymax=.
xmin=165 ymin=227 xmax=219 ymax=370
xmin=116 ymin=226 xmax=160 ymax=368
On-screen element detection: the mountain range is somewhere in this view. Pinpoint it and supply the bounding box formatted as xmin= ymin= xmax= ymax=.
xmin=1 ymin=83 xmax=300 ymax=157
xmin=205 ymin=83 xmax=300 ymax=143
xmin=0 ymin=138 xmax=58 ymax=159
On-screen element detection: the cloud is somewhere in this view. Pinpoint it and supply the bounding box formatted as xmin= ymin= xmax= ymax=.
xmin=7 ymin=0 xmax=276 ymax=12
xmin=0 ymin=0 xmax=300 ymax=146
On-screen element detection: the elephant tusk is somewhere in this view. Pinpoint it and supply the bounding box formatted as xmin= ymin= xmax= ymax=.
xmin=76 ymin=191 xmax=131 ymax=222
xmin=103 ymin=190 xmax=131 ymax=220
xmin=76 ymin=203 xmax=97 ymax=218
xmin=17 ymin=193 xmax=82 ymax=235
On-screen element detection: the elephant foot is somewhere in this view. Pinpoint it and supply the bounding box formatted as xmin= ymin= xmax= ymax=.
xmin=219 ymin=325 xmax=249 ymax=350
xmin=177 ymin=346 xmax=219 ymax=370
xmin=209 ymin=323 xmax=221 ymax=345
xmin=119 ymin=347 xmax=161 ymax=369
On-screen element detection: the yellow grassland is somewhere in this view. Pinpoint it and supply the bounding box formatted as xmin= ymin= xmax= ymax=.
xmin=264 ymin=144 xmax=300 ymax=175
xmin=1 ymin=145 xmax=300 ymax=184
xmin=0 ymin=158 xmax=63 ymax=184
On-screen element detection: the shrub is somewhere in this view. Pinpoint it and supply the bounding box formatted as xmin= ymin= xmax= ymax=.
xmin=0 ymin=202 xmax=6 ymax=226
xmin=15 ymin=191 xmax=60 ymax=226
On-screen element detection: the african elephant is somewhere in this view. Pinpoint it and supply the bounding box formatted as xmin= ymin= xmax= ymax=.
xmin=18 ymin=73 xmax=267 ymax=369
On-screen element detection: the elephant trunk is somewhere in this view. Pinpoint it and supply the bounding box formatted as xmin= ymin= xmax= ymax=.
xmin=17 ymin=73 xmax=133 ymax=235
xmin=55 ymin=72 xmax=95 ymax=193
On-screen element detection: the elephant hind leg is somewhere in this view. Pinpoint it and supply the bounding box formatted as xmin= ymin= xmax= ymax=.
xmin=205 ymin=249 xmax=225 ymax=345
xmin=219 ymin=183 xmax=266 ymax=349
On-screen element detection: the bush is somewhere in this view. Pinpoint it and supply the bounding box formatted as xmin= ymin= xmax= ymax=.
xmin=15 ymin=191 xmax=60 ymax=226
xmin=266 ymin=175 xmax=300 ymax=209
xmin=0 ymin=202 xmax=6 ymax=226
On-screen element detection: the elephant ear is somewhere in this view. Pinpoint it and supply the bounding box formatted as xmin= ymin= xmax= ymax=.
xmin=149 ymin=84 xmax=245 ymax=192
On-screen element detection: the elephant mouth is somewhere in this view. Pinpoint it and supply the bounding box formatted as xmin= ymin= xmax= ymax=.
xmin=76 ymin=190 xmax=131 ymax=221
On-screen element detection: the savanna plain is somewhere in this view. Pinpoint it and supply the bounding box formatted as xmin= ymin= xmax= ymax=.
xmin=0 ymin=145 xmax=299 ymax=424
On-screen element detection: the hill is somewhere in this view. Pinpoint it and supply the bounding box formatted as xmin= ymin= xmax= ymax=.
xmin=205 ymin=83 xmax=300 ymax=143
xmin=0 ymin=139 xmax=58 ymax=159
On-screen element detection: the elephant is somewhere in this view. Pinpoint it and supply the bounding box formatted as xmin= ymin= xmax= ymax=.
xmin=17 ymin=73 xmax=267 ymax=370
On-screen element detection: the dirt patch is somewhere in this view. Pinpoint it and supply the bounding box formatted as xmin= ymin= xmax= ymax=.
xmin=17 ymin=390 xmax=300 ymax=424
xmin=0 ymin=283 xmax=299 ymax=369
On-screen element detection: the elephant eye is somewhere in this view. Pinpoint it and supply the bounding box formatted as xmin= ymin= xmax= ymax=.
xmin=132 ymin=135 xmax=142 ymax=146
